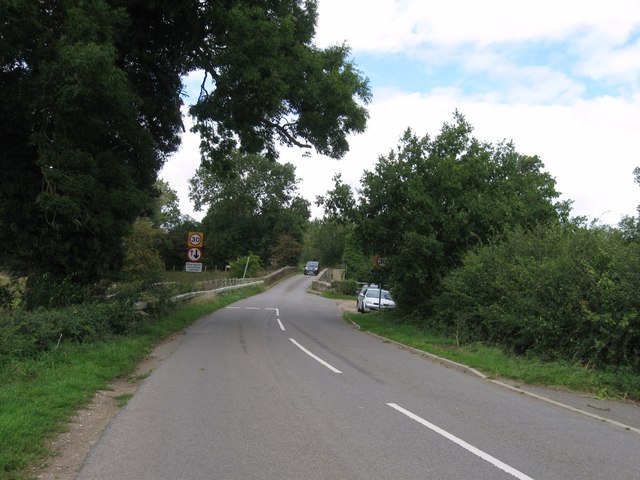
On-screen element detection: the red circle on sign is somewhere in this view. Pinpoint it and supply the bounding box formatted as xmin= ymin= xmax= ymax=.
xmin=187 ymin=248 xmax=202 ymax=262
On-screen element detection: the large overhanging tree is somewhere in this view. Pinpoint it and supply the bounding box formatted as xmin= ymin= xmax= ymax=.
xmin=0 ymin=0 xmax=370 ymax=281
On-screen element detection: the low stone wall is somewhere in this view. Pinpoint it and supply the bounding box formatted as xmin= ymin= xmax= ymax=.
xmin=172 ymin=266 xmax=297 ymax=302
xmin=172 ymin=280 xmax=265 ymax=302
xmin=311 ymin=268 xmax=332 ymax=291
xmin=262 ymin=266 xmax=297 ymax=286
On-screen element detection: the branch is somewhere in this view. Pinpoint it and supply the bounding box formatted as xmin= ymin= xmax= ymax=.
xmin=264 ymin=120 xmax=311 ymax=150
xmin=199 ymin=71 xmax=209 ymax=101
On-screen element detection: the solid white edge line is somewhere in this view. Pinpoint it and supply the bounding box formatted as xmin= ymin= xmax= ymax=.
xmin=387 ymin=403 xmax=535 ymax=480
xmin=277 ymin=319 xmax=286 ymax=331
xmin=289 ymin=338 xmax=342 ymax=373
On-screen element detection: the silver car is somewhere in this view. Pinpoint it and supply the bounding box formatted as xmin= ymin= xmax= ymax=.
xmin=357 ymin=286 xmax=396 ymax=312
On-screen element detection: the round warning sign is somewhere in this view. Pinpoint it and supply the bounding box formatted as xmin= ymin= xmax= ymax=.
xmin=188 ymin=232 xmax=204 ymax=248
xmin=187 ymin=247 xmax=202 ymax=262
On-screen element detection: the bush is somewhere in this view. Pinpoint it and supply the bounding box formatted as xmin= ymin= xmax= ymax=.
xmin=122 ymin=217 xmax=166 ymax=282
xmin=23 ymin=273 xmax=91 ymax=310
xmin=0 ymin=282 xmax=176 ymax=364
xmin=228 ymin=254 xmax=262 ymax=278
xmin=332 ymin=279 xmax=358 ymax=296
xmin=435 ymin=223 xmax=640 ymax=369
xmin=0 ymin=274 xmax=26 ymax=310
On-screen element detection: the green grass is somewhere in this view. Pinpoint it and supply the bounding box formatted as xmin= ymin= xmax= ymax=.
xmin=115 ymin=393 xmax=134 ymax=407
xmin=161 ymin=269 xmax=228 ymax=282
xmin=320 ymin=291 xmax=355 ymax=301
xmin=346 ymin=311 xmax=640 ymax=402
xmin=0 ymin=285 xmax=263 ymax=480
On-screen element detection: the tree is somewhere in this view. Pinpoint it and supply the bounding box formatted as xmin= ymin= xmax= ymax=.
xmin=301 ymin=219 xmax=348 ymax=268
xmin=151 ymin=180 xmax=183 ymax=232
xmin=271 ymin=234 xmax=303 ymax=267
xmin=0 ymin=0 xmax=369 ymax=282
xmin=191 ymin=152 xmax=310 ymax=266
xmin=315 ymin=173 xmax=357 ymax=224
xmin=1 ymin=0 xmax=172 ymax=281
xmin=122 ymin=217 xmax=165 ymax=281
xmin=357 ymin=112 xmax=565 ymax=313
xmin=619 ymin=167 xmax=640 ymax=241
xmin=189 ymin=2 xmax=371 ymax=166
xmin=158 ymin=215 xmax=202 ymax=272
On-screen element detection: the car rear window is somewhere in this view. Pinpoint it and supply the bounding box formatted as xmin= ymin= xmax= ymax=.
xmin=366 ymin=289 xmax=392 ymax=299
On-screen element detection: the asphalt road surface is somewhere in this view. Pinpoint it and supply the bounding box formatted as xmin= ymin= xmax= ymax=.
xmin=76 ymin=274 xmax=640 ymax=479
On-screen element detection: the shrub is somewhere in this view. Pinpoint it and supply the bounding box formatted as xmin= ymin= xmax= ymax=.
xmin=23 ymin=273 xmax=90 ymax=310
xmin=436 ymin=223 xmax=640 ymax=369
xmin=122 ymin=217 xmax=166 ymax=282
xmin=0 ymin=274 xmax=26 ymax=310
xmin=332 ymin=279 xmax=358 ymax=296
xmin=228 ymin=254 xmax=262 ymax=278
xmin=0 ymin=282 xmax=176 ymax=364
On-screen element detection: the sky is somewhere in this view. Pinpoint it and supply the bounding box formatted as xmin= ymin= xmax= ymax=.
xmin=160 ymin=0 xmax=640 ymax=225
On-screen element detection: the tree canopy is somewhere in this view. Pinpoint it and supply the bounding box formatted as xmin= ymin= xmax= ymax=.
xmin=191 ymin=152 xmax=310 ymax=267
xmin=0 ymin=0 xmax=370 ymax=281
xmin=355 ymin=112 xmax=567 ymax=312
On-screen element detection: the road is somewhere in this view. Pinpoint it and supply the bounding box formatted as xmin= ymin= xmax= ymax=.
xmin=76 ymin=274 xmax=640 ymax=479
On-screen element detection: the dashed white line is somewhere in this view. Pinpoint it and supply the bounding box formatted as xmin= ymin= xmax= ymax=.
xmin=224 ymin=307 xmax=340 ymax=373
xmin=224 ymin=306 xmax=285 ymax=330
xmin=387 ymin=403 xmax=535 ymax=480
xmin=289 ymin=338 xmax=342 ymax=373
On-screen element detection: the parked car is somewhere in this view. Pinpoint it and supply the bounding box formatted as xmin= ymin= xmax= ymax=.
xmin=304 ymin=260 xmax=320 ymax=275
xmin=356 ymin=286 xmax=396 ymax=312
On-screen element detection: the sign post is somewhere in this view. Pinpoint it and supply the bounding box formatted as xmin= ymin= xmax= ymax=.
xmin=373 ymin=255 xmax=387 ymax=309
xmin=186 ymin=232 xmax=204 ymax=289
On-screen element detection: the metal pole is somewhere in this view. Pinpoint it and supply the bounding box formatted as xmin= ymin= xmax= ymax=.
xmin=242 ymin=255 xmax=250 ymax=279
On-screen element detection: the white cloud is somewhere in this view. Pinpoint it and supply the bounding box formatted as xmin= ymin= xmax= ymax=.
xmin=282 ymin=88 xmax=640 ymax=224
xmin=160 ymin=1 xmax=640 ymax=226
xmin=159 ymin=109 xmax=203 ymax=220
xmin=164 ymin=87 xmax=640 ymax=225
xmin=578 ymin=38 xmax=640 ymax=83
xmin=316 ymin=0 xmax=640 ymax=51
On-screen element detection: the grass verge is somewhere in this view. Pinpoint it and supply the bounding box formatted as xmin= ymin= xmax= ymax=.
xmin=346 ymin=311 xmax=640 ymax=402
xmin=0 ymin=285 xmax=263 ymax=480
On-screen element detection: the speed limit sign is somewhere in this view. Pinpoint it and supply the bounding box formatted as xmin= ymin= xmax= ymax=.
xmin=188 ymin=232 xmax=204 ymax=247
xmin=374 ymin=255 xmax=387 ymax=269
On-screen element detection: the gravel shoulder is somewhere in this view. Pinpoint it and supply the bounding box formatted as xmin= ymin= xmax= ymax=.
xmin=30 ymin=335 xmax=185 ymax=480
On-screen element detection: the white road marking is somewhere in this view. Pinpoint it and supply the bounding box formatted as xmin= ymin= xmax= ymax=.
xmin=224 ymin=306 xmax=285 ymax=330
xmin=387 ymin=403 xmax=535 ymax=480
xmin=289 ymin=338 xmax=342 ymax=373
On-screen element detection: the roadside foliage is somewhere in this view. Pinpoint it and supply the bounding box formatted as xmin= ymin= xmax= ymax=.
xmin=0 ymin=0 xmax=370 ymax=283
xmin=314 ymin=112 xmax=640 ymax=376
xmin=436 ymin=224 xmax=640 ymax=370
xmin=356 ymin=112 xmax=566 ymax=313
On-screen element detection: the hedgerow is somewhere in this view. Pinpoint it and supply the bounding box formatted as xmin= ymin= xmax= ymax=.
xmin=435 ymin=223 xmax=640 ymax=370
xmin=0 ymin=281 xmax=177 ymax=365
